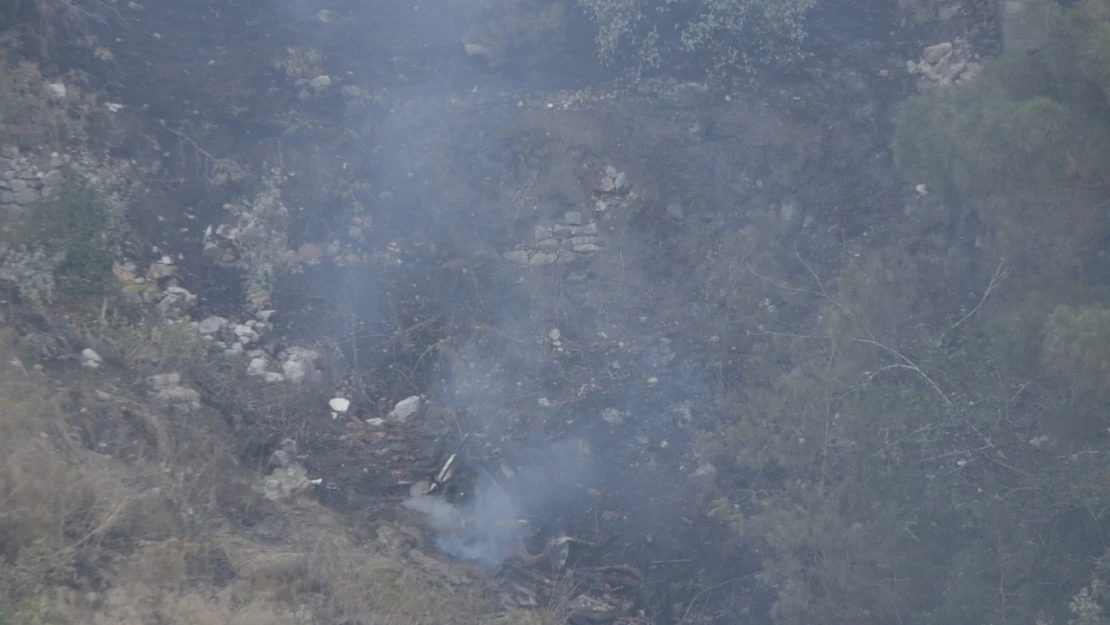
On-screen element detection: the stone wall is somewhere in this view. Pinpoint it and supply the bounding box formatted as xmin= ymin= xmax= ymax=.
xmin=999 ymin=0 xmax=1043 ymax=54
xmin=0 ymin=144 xmax=65 ymax=219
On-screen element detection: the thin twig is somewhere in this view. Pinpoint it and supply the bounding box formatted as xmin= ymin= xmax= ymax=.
xmin=940 ymin=257 xmax=1008 ymax=340
xmin=856 ymin=332 xmax=951 ymax=405
xmin=795 ymin=242 xmax=844 ymax=310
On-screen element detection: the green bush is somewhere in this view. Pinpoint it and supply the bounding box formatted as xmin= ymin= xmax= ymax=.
xmin=0 ymin=169 xmax=128 ymax=307
xmin=893 ymin=0 xmax=1110 ymax=198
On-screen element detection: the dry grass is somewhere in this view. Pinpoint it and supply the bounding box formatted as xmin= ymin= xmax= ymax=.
xmin=0 ymin=324 xmax=496 ymax=624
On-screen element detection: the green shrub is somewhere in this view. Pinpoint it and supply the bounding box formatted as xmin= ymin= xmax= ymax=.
xmin=0 ymin=168 xmax=128 ymax=307
xmin=894 ymin=0 xmax=1110 ymax=198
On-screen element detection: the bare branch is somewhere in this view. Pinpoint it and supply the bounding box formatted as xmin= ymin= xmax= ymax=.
xmin=940 ymin=257 xmax=1008 ymax=340
xmin=856 ymin=333 xmax=952 ymax=405
xmin=795 ymin=242 xmax=844 ymax=311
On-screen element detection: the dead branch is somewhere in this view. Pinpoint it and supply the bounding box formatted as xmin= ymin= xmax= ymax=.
xmin=856 ymin=331 xmax=951 ymax=405
xmin=160 ymin=121 xmax=246 ymax=187
xmin=940 ymin=257 xmax=1008 ymax=340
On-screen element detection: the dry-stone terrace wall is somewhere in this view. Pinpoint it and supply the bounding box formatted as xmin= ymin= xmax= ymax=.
xmin=0 ymin=145 xmax=65 ymax=218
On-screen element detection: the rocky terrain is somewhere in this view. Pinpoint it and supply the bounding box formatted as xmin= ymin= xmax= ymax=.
xmin=3 ymin=0 xmax=1093 ymax=624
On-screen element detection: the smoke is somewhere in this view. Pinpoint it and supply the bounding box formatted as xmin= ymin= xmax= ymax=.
xmin=404 ymin=477 xmax=520 ymax=567
xmin=404 ymin=439 xmax=591 ymax=568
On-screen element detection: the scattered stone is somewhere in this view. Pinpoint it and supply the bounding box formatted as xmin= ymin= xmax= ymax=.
xmin=601 ymin=408 xmax=625 ymax=426
xmin=564 ymin=211 xmax=582 ymax=226
xmin=1 ymin=145 xmax=18 ymax=159
xmin=572 ymin=243 xmax=601 ymax=254
xmin=281 ymin=347 xmax=320 ymax=384
xmin=146 ymin=259 xmax=176 ymax=280
xmin=247 ymin=357 xmax=269 ymax=376
xmin=309 ymin=75 xmax=332 ymax=91
xmin=666 ymin=201 xmax=685 ymax=221
xmin=147 ymin=372 xmax=181 ymax=387
xmin=688 ymin=462 xmax=717 ymax=486
xmin=81 ymin=348 xmax=103 ymax=368
xmin=389 ymin=396 xmax=422 ymax=423
xmin=197 ymin=315 xmax=226 ymax=335
xmin=329 ymin=397 xmax=351 ymax=413
xmin=263 ymin=372 xmax=286 ymax=383
xmin=908 ymin=39 xmax=979 ymax=84
xmin=255 ymin=464 xmax=315 ymax=501
xmin=156 ymin=286 xmax=196 ymax=317
xmin=409 ymin=480 xmax=433 ymax=498
xmin=547 ymin=328 xmax=561 ymax=342
xmin=234 ymin=323 xmax=260 ymax=345
xmin=365 ymin=417 xmax=385 ymax=427
xmin=923 ymin=42 xmax=952 ymax=64
xmin=148 ymin=371 xmax=200 ymax=412
xmin=44 ymin=82 xmax=67 ymax=100
xmin=598 ymin=166 xmax=627 ymax=195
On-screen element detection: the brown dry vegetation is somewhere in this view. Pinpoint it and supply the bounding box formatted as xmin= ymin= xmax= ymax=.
xmin=0 ymin=325 xmax=495 ymax=625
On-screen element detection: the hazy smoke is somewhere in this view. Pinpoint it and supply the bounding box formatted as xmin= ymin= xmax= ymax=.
xmin=404 ymin=439 xmax=590 ymax=567
xmin=404 ymin=474 xmax=521 ymax=567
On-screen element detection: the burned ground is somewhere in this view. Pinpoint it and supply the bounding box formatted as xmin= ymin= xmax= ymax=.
xmin=0 ymin=0 xmax=1021 ymax=624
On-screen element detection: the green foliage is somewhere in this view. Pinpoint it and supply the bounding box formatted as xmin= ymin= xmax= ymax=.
xmin=1041 ymin=304 xmax=1110 ymax=398
xmin=0 ymin=169 xmax=127 ymax=306
xmin=698 ymin=194 xmax=1110 ymax=625
xmin=893 ymin=0 xmax=1110 ymax=198
xmin=578 ymin=0 xmax=816 ymax=78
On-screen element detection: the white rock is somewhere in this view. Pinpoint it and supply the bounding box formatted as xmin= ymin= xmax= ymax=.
xmin=255 ymin=464 xmax=313 ymax=501
xmin=153 ymin=385 xmax=200 ymax=411
xmin=310 ymin=75 xmax=332 ymax=91
xmin=263 ymin=372 xmax=286 ymax=383
xmin=388 ymin=396 xmax=422 ymax=423
xmin=44 ymin=82 xmax=66 ymax=100
xmin=689 ymin=462 xmax=717 ymax=486
xmin=923 ymin=42 xmax=953 ymax=64
xmin=247 ymin=357 xmax=268 ymax=376
xmin=601 ymin=408 xmax=625 ymax=425
xmin=147 ymin=372 xmax=181 ymax=388
xmin=548 ymin=328 xmax=561 ymax=341
xmin=81 ymin=348 xmax=103 ymax=363
xmin=234 ymin=324 xmax=259 ymax=344
xmin=365 ymin=417 xmax=385 ymax=427
xmin=197 ymin=316 xmax=225 ymax=335
xmin=915 ymin=183 xmax=928 ymax=196
xmin=328 ymin=397 xmax=351 ymax=413
xmin=282 ymin=357 xmax=314 ymax=383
